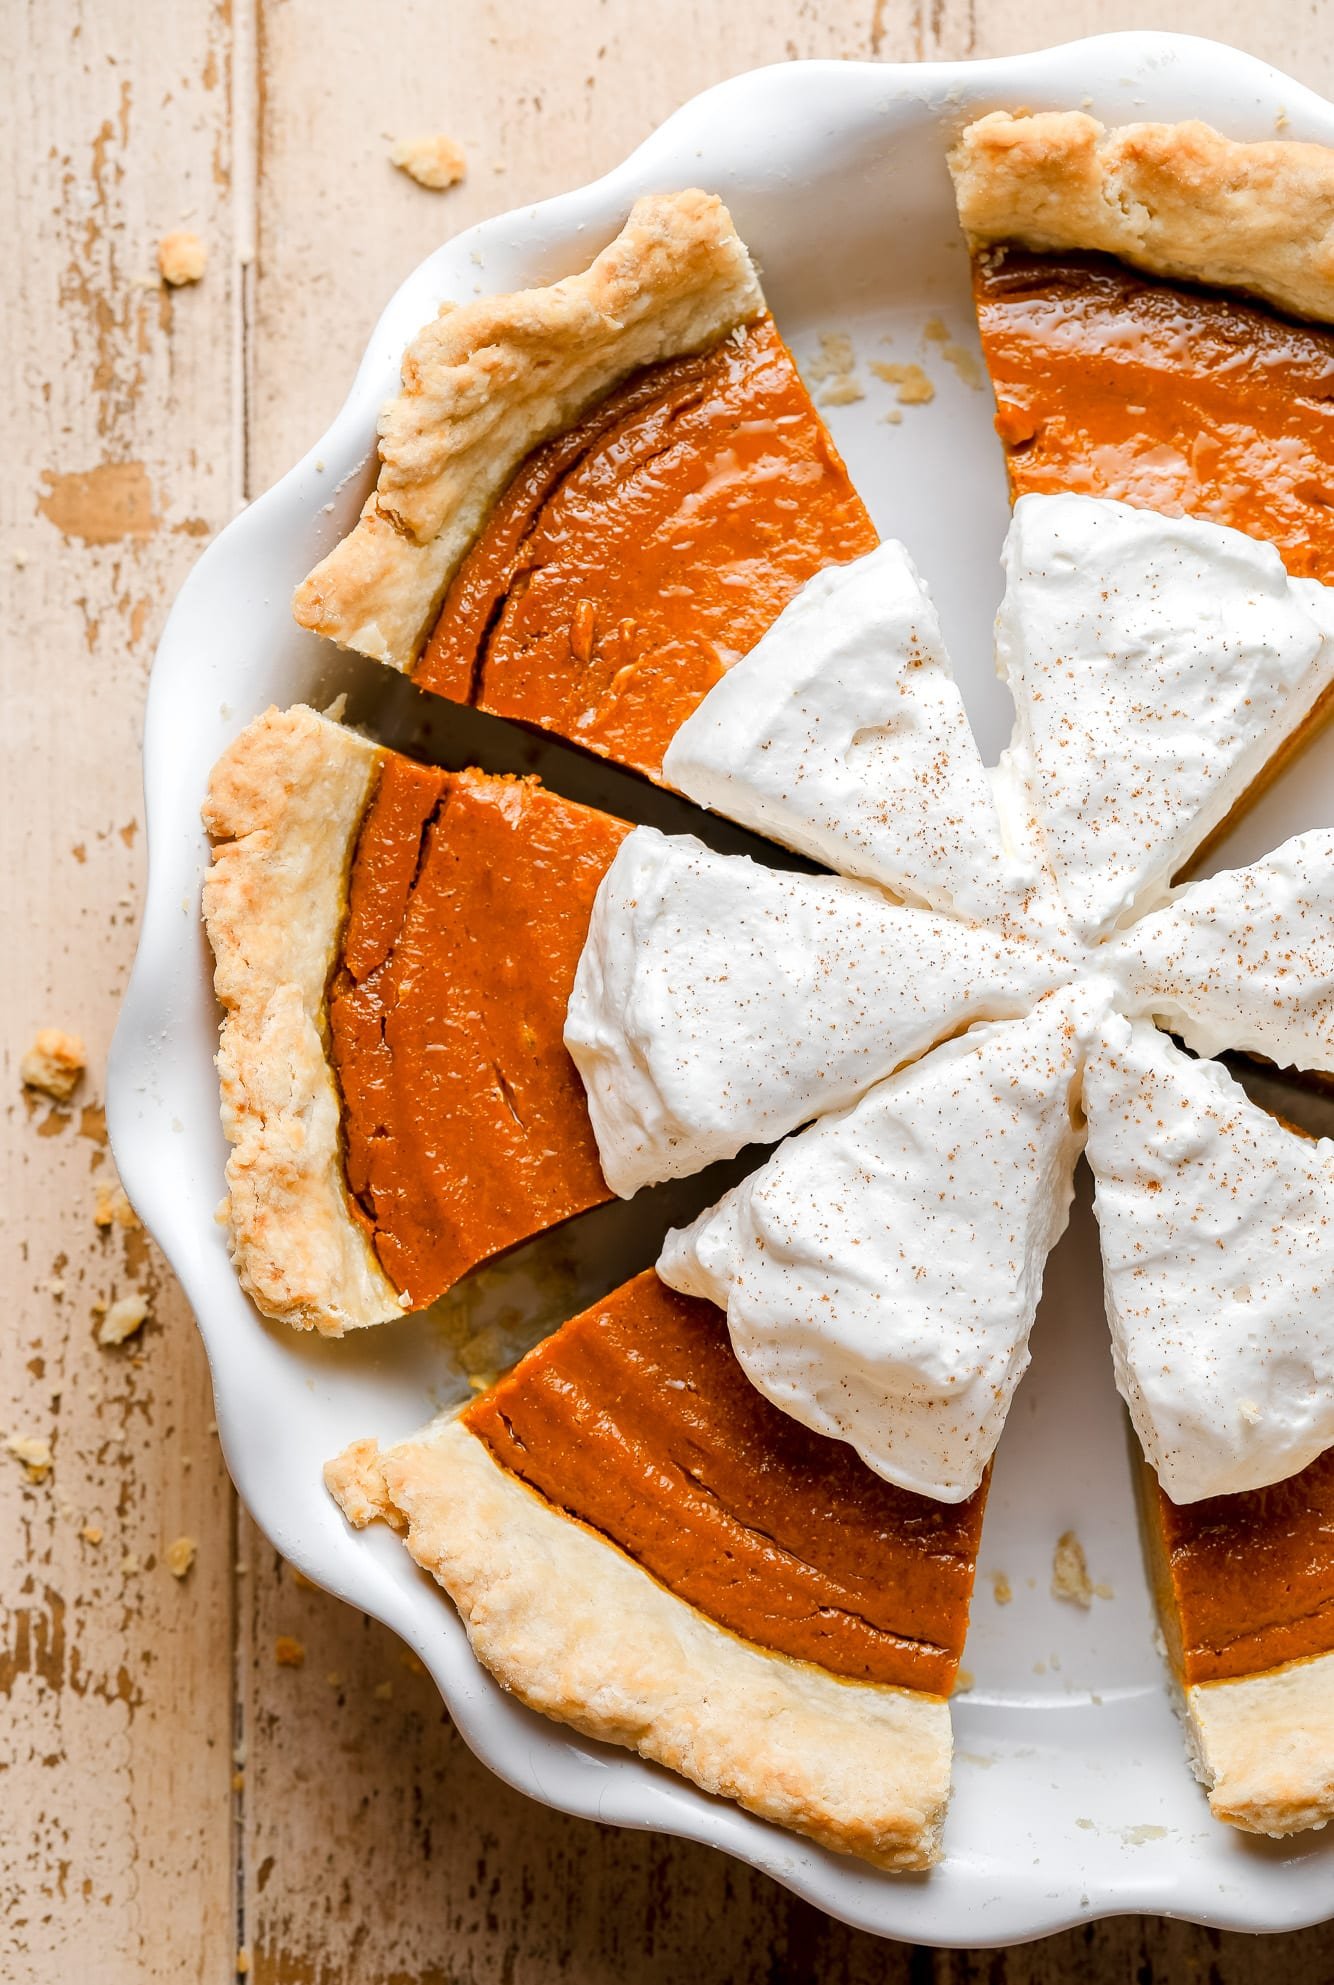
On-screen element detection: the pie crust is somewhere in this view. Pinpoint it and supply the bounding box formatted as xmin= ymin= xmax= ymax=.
xmin=292 ymin=189 xmax=763 ymax=669
xmin=202 ymin=704 xmax=407 ymax=1334
xmin=327 ymin=1420 xmax=952 ymax=1870
xmin=950 ymin=112 xmax=1334 ymax=323
xmin=1183 ymin=1656 xmax=1334 ymax=1837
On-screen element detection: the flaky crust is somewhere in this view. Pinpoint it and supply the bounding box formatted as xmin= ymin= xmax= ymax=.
xmin=1183 ymin=1653 xmax=1334 ymax=1837
xmin=333 ymin=1423 xmax=951 ymax=1870
xmin=950 ymin=112 xmax=1334 ymax=324
xmin=292 ymin=189 xmax=764 ymax=669
xmin=202 ymin=705 xmax=406 ymax=1334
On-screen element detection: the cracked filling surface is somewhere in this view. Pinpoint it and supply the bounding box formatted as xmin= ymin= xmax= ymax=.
xmin=329 ymin=756 xmax=627 ymax=1306
xmin=415 ymin=313 xmax=878 ymax=780
xmin=462 ymin=1269 xmax=987 ymax=1693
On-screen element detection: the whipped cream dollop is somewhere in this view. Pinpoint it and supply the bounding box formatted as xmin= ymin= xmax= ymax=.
xmin=1085 ymin=1012 xmax=1334 ymax=1503
xmin=658 ymin=988 xmax=1100 ymax=1501
xmin=662 ymin=540 xmax=1017 ymax=920
xmin=1112 ymin=830 xmax=1334 ymax=1074
xmin=997 ymin=494 xmax=1334 ymax=943
xmin=565 ymin=825 xmax=1065 ymax=1196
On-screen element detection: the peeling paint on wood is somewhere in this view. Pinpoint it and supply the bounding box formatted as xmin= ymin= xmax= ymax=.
xmin=8 ymin=1 xmax=1334 ymax=1979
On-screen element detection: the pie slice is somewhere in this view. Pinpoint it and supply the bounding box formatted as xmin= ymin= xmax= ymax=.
xmin=1136 ymin=1451 xmax=1334 ymax=1837
xmin=951 ymin=112 xmax=1334 ymax=1832
xmin=202 ymin=703 xmax=626 ymax=1332
xmin=326 ymin=1268 xmax=989 ymax=1869
xmin=293 ymin=191 xmax=876 ymax=783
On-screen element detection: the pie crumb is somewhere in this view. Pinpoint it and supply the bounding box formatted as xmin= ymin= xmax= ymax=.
xmin=953 ymin=1668 xmax=974 ymax=1694
xmin=940 ymin=342 xmax=982 ymax=390
xmin=21 ymin=1028 xmax=86 ymax=1102
xmin=80 ymin=1523 xmax=103 ymax=1545
xmin=5 ymin=1433 xmax=52 ymax=1483
xmin=1052 ymin=1529 xmax=1094 ymax=1609
xmin=236 ymin=1951 xmax=252 ymax=1978
xmin=158 ymin=229 xmax=208 ymax=286
xmin=275 ymin=1634 xmax=306 ymax=1668
xmin=390 ymin=133 xmax=467 ymax=191
xmin=871 ymin=360 xmax=935 ymax=406
xmin=99 ymin=1293 xmax=149 ymax=1347
xmin=121 ymin=1551 xmax=140 ymax=1574
xmin=806 ymin=331 xmax=863 ymax=408
xmin=990 ymin=1570 xmax=1012 ymax=1606
xmin=166 ymin=1535 xmax=197 ymax=1579
xmin=374 ymin=1679 xmax=394 ymax=1702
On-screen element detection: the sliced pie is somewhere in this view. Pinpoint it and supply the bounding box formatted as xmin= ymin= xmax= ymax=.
xmin=292 ymin=190 xmax=876 ymax=782
xmin=326 ymin=1268 xmax=988 ymax=1869
xmin=952 ymin=111 xmax=1334 ymax=1835
xmin=202 ymin=703 xmax=626 ymax=1332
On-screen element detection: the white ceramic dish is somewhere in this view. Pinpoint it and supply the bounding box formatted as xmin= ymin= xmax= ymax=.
xmin=108 ymin=31 xmax=1334 ymax=1946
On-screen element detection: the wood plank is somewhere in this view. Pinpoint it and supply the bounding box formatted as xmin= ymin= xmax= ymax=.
xmin=0 ymin=0 xmax=239 ymax=1976
xmin=240 ymin=3 xmax=1334 ymax=1982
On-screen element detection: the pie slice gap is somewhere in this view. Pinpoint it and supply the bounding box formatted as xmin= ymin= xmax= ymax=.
xmin=326 ymin=1268 xmax=989 ymax=1869
xmin=951 ymin=112 xmax=1334 ymax=1833
xmin=293 ymin=190 xmax=877 ymax=784
xmin=202 ymin=703 xmax=627 ymax=1333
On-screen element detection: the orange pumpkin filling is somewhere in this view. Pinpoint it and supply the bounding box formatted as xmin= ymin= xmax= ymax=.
xmin=464 ymin=1269 xmax=987 ymax=1691
xmin=329 ymin=756 xmax=627 ymax=1308
xmin=971 ymin=238 xmax=1334 ymax=1682
xmin=1140 ymin=1452 xmax=1334 ymax=1685
xmin=973 ymin=247 xmax=1334 ymax=580
xmin=417 ymin=313 xmax=878 ymax=781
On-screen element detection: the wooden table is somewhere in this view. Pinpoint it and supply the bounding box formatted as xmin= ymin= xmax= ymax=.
xmin=7 ymin=3 xmax=1333 ymax=1976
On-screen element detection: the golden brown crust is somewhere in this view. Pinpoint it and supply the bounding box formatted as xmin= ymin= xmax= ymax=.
xmin=950 ymin=112 xmax=1334 ymax=324
xmin=202 ymin=705 xmax=406 ymax=1334
xmin=324 ymin=1437 xmax=406 ymax=1531
xmin=338 ymin=1419 xmax=952 ymax=1870
xmin=1183 ymin=1655 xmax=1334 ymax=1837
xmin=292 ymin=189 xmax=764 ymax=669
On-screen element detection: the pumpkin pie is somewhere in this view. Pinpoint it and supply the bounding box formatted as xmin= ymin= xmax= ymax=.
xmin=202 ymin=702 xmax=627 ymax=1332
xmin=326 ymin=1267 xmax=988 ymax=1870
xmin=952 ymin=109 xmax=1334 ymax=1836
xmin=291 ymin=190 xmax=876 ymax=782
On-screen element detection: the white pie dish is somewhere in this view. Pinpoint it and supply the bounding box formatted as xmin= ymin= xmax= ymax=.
xmin=107 ymin=29 xmax=1334 ymax=1946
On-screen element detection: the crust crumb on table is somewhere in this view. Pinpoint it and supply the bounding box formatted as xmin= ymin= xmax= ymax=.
xmin=80 ymin=1522 xmax=103 ymax=1546
xmin=990 ymin=1570 xmax=1013 ymax=1605
xmin=157 ymin=229 xmax=207 ymax=286
xmin=5 ymin=1433 xmax=52 ymax=1482
xmin=98 ymin=1293 xmax=149 ymax=1346
xmin=275 ymin=1635 xmax=306 ymax=1668
xmin=166 ymin=1535 xmax=197 ymax=1580
xmin=1052 ymin=1529 xmax=1094 ymax=1608
xmin=20 ymin=1027 xmax=86 ymax=1101
xmin=93 ymin=1179 xmax=140 ymax=1230
xmin=390 ymin=132 xmax=467 ymax=190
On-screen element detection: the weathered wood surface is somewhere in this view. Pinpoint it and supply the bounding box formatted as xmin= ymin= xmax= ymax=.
xmin=5 ymin=1 xmax=1334 ymax=1978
